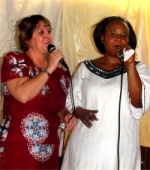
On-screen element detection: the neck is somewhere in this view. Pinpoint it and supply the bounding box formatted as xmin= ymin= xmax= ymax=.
xmin=26 ymin=51 xmax=47 ymax=68
xmin=104 ymin=56 xmax=122 ymax=65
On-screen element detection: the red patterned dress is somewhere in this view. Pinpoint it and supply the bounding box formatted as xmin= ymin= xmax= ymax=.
xmin=0 ymin=51 xmax=70 ymax=169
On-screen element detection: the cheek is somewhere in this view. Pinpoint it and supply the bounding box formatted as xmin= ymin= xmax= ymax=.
xmin=122 ymin=39 xmax=129 ymax=46
xmin=30 ymin=36 xmax=40 ymax=43
xmin=49 ymin=35 xmax=52 ymax=42
xmin=104 ymin=38 xmax=113 ymax=45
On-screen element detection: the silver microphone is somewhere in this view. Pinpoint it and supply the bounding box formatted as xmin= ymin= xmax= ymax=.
xmin=115 ymin=45 xmax=124 ymax=61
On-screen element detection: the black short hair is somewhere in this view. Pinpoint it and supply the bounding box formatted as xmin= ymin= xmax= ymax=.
xmin=93 ymin=16 xmax=137 ymax=54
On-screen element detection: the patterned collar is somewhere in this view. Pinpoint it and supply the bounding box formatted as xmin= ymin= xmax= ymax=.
xmin=84 ymin=60 xmax=139 ymax=79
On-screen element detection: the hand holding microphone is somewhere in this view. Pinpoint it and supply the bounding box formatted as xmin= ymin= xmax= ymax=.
xmin=47 ymin=44 xmax=69 ymax=69
xmin=115 ymin=45 xmax=134 ymax=62
xmin=123 ymin=48 xmax=134 ymax=61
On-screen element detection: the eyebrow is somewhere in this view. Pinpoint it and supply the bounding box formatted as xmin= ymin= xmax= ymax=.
xmin=109 ymin=29 xmax=129 ymax=33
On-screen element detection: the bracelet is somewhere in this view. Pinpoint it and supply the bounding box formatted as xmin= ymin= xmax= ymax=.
xmin=42 ymin=68 xmax=51 ymax=77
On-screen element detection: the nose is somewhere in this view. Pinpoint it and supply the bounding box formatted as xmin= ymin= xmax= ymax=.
xmin=46 ymin=32 xmax=51 ymax=38
xmin=115 ymin=34 xmax=122 ymax=40
xmin=45 ymin=32 xmax=52 ymax=41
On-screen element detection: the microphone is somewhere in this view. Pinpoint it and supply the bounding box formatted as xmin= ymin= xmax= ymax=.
xmin=115 ymin=45 xmax=124 ymax=61
xmin=115 ymin=45 xmax=135 ymax=62
xmin=47 ymin=44 xmax=69 ymax=69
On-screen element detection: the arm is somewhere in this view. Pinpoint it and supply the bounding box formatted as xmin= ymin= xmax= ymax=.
xmin=5 ymin=50 xmax=63 ymax=103
xmin=66 ymin=63 xmax=99 ymax=129
xmin=6 ymin=73 xmax=49 ymax=103
xmin=124 ymin=48 xmax=142 ymax=108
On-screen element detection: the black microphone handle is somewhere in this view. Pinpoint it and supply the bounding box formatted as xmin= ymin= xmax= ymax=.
xmin=59 ymin=58 xmax=68 ymax=68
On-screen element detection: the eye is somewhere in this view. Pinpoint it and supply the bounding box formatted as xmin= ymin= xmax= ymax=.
xmin=110 ymin=31 xmax=116 ymax=36
xmin=48 ymin=29 xmax=51 ymax=34
xmin=122 ymin=33 xmax=128 ymax=38
xmin=38 ymin=30 xmax=44 ymax=34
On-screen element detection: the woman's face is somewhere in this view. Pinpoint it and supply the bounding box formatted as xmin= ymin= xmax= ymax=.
xmin=101 ymin=20 xmax=129 ymax=57
xmin=27 ymin=21 xmax=52 ymax=54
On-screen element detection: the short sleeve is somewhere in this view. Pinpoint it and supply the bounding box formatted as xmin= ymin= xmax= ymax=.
xmin=1 ymin=51 xmax=30 ymax=82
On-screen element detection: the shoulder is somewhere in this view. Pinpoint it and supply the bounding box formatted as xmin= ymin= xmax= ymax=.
xmin=83 ymin=60 xmax=97 ymax=70
xmin=1 ymin=51 xmax=32 ymax=81
xmin=4 ymin=51 xmax=27 ymax=62
xmin=5 ymin=51 xmax=27 ymax=58
xmin=78 ymin=60 xmax=89 ymax=70
xmin=73 ymin=60 xmax=91 ymax=77
xmin=135 ymin=61 xmax=149 ymax=70
xmin=2 ymin=51 xmax=31 ymax=67
xmin=135 ymin=61 xmax=150 ymax=75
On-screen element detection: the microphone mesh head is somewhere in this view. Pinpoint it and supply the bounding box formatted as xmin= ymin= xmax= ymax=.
xmin=47 ymin=44 xmax=55 ymax=52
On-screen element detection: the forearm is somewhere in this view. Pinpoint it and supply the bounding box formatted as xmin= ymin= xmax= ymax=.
xmin=126 ymin=63 xmax=142 ymax=107
xmin=6 ymin=71 xmax=50 ymax=103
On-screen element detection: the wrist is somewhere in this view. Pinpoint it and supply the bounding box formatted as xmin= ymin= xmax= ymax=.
xmin=74 ymin=107 xmax=82 ymax=119
xmin=42 ymin=68 xmax=51 ymax=77
xmin=124 ymin=62 xmax=135 ymax=71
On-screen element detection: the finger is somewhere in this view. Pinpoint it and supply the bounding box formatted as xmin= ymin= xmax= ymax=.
xmin=65 ymin=122 xmax=77 ymax=132
xmin=67 ymin=115 xmax=74 ymax=125
xmin=90 ymin=110 xmax=99 ymax=114
xmin=71 ymin=123 xmax=77 ymax=132
xmin=50 ymin=50 xmax=63 ymax=63
xmin=91 ymin=116 xmax=99 ymax=122
xmin=66 ymin=120 xmax=75 ymax=127
xmin=65 ymin=119 xmax=77 ymax=132
xmin=64 ymin=114 xmax=73 ymax=123
xmin=52 ymin=50 xmax=64 ymax=59
xmin=83 ymin=117 xmax=93 ymax=128
xmin=66 ymin=116 xmax=76 ymax=127
xmin=88 ymin=113 xmax=99 ymax=121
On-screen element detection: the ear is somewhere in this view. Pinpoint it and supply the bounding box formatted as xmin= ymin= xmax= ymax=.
xmin=25 ymin=39 xmax=29 ymax=45
xmin=101 ymin=35 xmax=104 ymax=43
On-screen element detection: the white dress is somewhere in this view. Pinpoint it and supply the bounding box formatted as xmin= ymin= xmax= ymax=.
xmin=61 ymin=60 xmax=150 ymax=170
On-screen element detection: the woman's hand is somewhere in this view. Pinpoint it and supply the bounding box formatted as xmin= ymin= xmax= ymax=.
xmin=57 ymin=107 xmax=77 ymax=132
xmin=75 ymin=107 xmax=99 ymax=128
xmin=115 ymin=45 xmax=135 ymax=65
xmin=64 ymin=114 xmax=77 ymax=132
xmin=123 ymin=46 xmax=135 ymax=66
xmin=46 ymin=49 xmax=64 ymax=74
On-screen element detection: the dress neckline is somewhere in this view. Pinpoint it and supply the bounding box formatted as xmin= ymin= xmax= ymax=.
xmin=84 ymin=60 xmax=138 ymax=79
